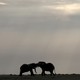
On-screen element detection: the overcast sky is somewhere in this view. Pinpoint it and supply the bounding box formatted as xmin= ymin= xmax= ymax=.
xmin=0 ymin=0 xmax=80 ymax=74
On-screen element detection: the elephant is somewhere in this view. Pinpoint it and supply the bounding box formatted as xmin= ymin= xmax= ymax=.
xmin=37 ymin=61 xmax=56 ymax=76
xmin=19 ymin=63 xmax=37 ymax=76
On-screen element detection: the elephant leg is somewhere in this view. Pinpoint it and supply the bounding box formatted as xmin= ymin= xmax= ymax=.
xmin=41 ymin=71 xmax=43 ymax=76
xmin=50 ymin=70 xmax=53 ymax=76
xmin=50 ymin=70 xmax=55 ymax=76
xmin=19 ymin=70 xmax=23 ymax=76
xmin=41 ymin=71 xmax=45 ymax=76
xmin=30 ymin=70 xmax=34 ymax=76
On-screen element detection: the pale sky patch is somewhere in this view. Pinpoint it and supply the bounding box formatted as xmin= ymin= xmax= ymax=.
xmin=0 ymin=0 xmax=80 ymax=74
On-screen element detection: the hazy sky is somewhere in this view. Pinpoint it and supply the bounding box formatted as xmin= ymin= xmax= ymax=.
xmin=0 ymin=0 xmax=80 ymax=74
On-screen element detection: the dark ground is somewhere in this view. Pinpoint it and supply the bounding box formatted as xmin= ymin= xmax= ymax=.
xmin=0 ymin=74 xmax=80 ymax=80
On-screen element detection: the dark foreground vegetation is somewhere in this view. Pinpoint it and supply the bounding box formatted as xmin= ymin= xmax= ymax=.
xmin=0 ymin=74 xmax=80 ymax=80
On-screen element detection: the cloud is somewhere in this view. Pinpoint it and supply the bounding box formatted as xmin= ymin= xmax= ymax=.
xmin=42 ymin=3 xmax=80 ymax=15
xmin=1 ymin=0 xmax=80 ymax=17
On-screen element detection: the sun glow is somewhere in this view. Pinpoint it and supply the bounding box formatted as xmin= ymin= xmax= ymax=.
xmin=0 ymin=2 xmax=7 ymax=5
xmin=43 ymin=3 xmax=80 ymax=15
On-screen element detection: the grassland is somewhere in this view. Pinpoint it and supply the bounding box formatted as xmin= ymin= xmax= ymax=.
xmin=0 ymin=74 xmax=80 ymax=80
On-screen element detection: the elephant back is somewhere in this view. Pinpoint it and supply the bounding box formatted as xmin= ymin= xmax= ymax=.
xmin=46 ymin=63 xmax=55 ymax=69
xmin=20 ymin=64 xmax=28 ymax=69
xmin=28 ymin=63 xmax=37 ymax=69
xmin=20 ymin=64 xmax=30 ymax=71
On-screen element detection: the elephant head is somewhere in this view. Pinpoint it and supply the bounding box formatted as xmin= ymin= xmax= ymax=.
xmin=19 ymin=63 xmax=37 ymax=76
xmin=37 ymin=61 xmax=56 ymax=76
xmin=28 ymin=63 xmax=37 ymax=73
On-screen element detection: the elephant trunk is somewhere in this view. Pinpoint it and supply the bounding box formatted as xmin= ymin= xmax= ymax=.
xmin=34 ymin=68 xmax=37 ymax=73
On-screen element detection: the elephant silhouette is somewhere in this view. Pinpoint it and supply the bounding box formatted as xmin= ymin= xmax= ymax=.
xmin=19 ymin=63 xmax=37 ymax=76
xmin=37 ymin=61 xmax=56 ymax=76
